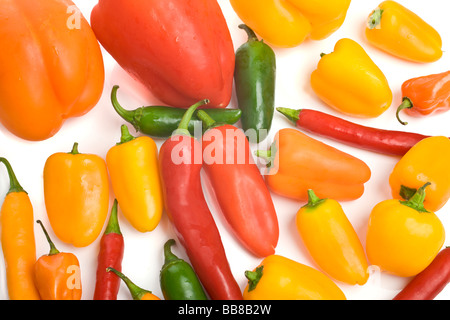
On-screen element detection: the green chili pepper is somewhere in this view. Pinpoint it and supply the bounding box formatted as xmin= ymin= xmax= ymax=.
xmin=234 ymin=24 xmax=276 ymax=143
xmin=159 ymin=239 xmax=208 ymax=300
xmin=111 ymin=85 xmax=241 ymax=138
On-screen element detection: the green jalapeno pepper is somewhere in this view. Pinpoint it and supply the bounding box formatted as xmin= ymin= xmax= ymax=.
xmin=111 ymin=85 xmax=241 ymax=138
xmin=159 ymin=239 xmax=208 ymax=300
xmin=234 ymin=24 xmax=276 ymax=143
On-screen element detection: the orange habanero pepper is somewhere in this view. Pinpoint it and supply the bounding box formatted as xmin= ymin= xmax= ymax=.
xmin=43 ymin=142 xmax=110 ymax=247
xmin=34 ymin=220 xmax=82 ymax=300
xmin=256 ymin=128 xmax=371 ymax=201
xmin=0 ymin=0 xmax=104 ymax=141
xmin=0 ymin=157 xmax=40 ymax=300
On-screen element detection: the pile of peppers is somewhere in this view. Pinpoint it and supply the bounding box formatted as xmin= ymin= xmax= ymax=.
xmin=0 ymin=0 xmax=449 ymax=302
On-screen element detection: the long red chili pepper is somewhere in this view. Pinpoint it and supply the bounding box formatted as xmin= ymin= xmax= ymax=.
xmin=93 ymin=199 xmax=124 ymax=300
xmin=393 ymin=247 xmax=450 ymax=300
xmin=277 ymin=107 xmax=439 ymax=156
xmin=158 ymin=100 xmax=243 ymax=300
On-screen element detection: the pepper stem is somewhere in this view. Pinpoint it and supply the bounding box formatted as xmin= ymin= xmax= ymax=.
xmin=0 ymin=157 xmax=26 ymax=194
xmin=367 ymin=8 xmax=384 ymax=29
xmin=104 ymin=199 xmax=122 ymax=235
xmin=302 ymin=189 xmax=326 ymax=209
xmin=238 ymin=24 xmax=258 ymax=42
xmin=111 ymin=85 xmax=135 ymax=123
xmin=162 ymin=239 xmax=180 ymax=267
xmin=36 ymin=220 xmax=60 ymax=256
xmin=400 ymin=182 xmax=431 ymax=213
xmin=117 ymin=124 xmax=135 ymax=145
xmin=276 ymin=107 xmax=301 ymax=125
xmin=245 ymin=266 xmax=264 ymax=292
xmin=69 ymin=142 xmax=80 ymax=155
xmin=173 ymin=99 xmax=209 ymax=136
xmin=106 ymin=267 xmax=152 ymax=300
xmin=396 ymin=97 xmax=413 ymax=126
xmin=196 ymin=110 xmax=217 ymax=130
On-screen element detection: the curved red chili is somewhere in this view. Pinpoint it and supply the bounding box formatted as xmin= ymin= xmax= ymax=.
xmin=277 ymin=107 xmax=439 ymax=156
xmin=93 ymin=199 xmax=124 ymax=300
xmin=158 ymin=101 xmax=243 ymax=300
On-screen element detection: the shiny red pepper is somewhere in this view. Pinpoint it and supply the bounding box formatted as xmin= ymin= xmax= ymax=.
xmin=158 ymin=101 xmax=243 ymax=300
xmin=93 ymin=199 xmax=124 ymax=300
xmin=197 ymin=110 xmax=279 ymax=257
xmin=90 ymin=0 xmax=234 ymax=108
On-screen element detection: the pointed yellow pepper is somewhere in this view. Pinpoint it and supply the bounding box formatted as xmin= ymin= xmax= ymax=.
xmin=311 ymin=38 xmax=393 ymax=118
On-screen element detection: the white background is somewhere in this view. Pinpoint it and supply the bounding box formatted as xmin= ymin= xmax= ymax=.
xmin=0 ymin=0 xmax=449 ymax=300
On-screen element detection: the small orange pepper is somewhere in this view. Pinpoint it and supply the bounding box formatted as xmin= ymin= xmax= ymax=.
xmin=34 ymin=220 xmax=82 ymax=300
xmin=43 ymin=142 xmax=110 ymax=247
xmin=365 ymin=1 xmax=442 ymax=63
xmin=296 ymin=190 xmax=369 ymax=285
xmin=106 ymin=267 xmax=161 ymax=300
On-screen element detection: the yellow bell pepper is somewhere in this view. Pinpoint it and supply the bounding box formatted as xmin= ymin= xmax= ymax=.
xmin=310 ymin=38 xmax=393 ymax=118
xmin=229 ymin=0 xmax=351 ymax=48
xmin=243 ymin=254 xmax=346 ymax=300
xmin=389 ymin=136 xmax=450 ymax=212
xmin=365 ymin=1 xmax=442 ymax=63
xmin=366 ymin=183 xmax=445 ymax=277
xmin=296 ymin=190 xmax=369 ymax=285
xmin=106 ymin=125 xmax=164 ymax=232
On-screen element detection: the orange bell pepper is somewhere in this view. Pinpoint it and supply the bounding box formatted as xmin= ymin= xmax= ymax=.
xmin=296 ymin=190 xmax=369 ymax=285
xmin=366 ymin=183 xmax=445 ymax=277
xmin=256 ymin=128 xmax=371 ymax=201
xmin=0 ymin=158 xmax=40 ymax=300
xmin=43 ymin=142 xmax=110 ymax=247
xmin=365 ymin=1 xmax=442 ymax=63
xmin=0 ymin=0 xmax=104 ymax=141
xmin=34 ymin=220 xmax=82 ymax=300
xmin=389 ymin=136 xmax=450 ymax=212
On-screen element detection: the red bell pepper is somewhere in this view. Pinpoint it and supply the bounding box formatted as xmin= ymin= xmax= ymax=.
xmin=90 ymin=0 xmax=234 ymax=109
xmin=197 ymin=110 xmax=279 ymax=257
xmin=158 ymin=101 xmax=243 ymax=300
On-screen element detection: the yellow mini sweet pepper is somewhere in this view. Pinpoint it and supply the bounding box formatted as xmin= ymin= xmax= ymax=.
xmin=365 ymin=1 xmax=442 ymax=63
xmin=243 ymin=254 xmax=346 ymax=300
xmin=230 ymin=0 xmax=351 ymax=48
xmin=310 ymin=38 xmax=393 ymax=118
xmin=106 ymin=125 xmax=164 ymax=233
xmin=389 ymin=136 xmax=450 ymax=212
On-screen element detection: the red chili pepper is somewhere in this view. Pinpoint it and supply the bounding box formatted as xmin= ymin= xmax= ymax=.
xmin=159 ymin=101 xmax=243 ymax=300
xmin=396 ymin=70 xmax=450 ymax=125
xmin=277 ymin=107 xmax=439 ymax=156
xmin=393 ymin=247 xmax=450 ymax=300
xmin=93 ymin=199 xmax=124 ymax=300
xmin=196 ymin=110 xmax=279 ymax=258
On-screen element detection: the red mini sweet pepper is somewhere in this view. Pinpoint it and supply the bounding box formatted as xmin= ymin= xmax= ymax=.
xmin=90 ymin=0 xmax=234 ymax=109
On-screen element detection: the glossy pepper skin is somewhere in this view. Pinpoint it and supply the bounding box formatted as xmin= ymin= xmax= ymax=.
xmin=389 ymin=136 xmax=450 ymax=212
xmin=160 ymin=239 xmax=208 ymax=300
xmin=0 ymin=158 xmax=40 ymax=300
xmin=396 ymin=70 xmax=450 ymax=125
xmin=34 ymin=220 xmax=82 ymax=300
xmin=159 ymin=102 xmax=243 ymax=300
xmin=230 ymin=0 xmax=351 ymax=48
xmin=256 ymin=128 xmax=371 ymax=201
xmin=93 ymin=200 xmax=124 ymax=300
xmin=106 ymin=268 xmax=160 ymax=300
xmin=43 ymin=142 xmax=110 ymax=247
xmin=197 ymin=110 xmax=279 ymax=257
xmin=111 ymin=86 xmax=242 ymax=138
xmin=311 ymin=38 xmax=392 ymax=118
xmin=0 ymin=0 xmax=104 ymax=141
xmin=234 ymin=24 xmax=276 ymax=143
xmin=91 ymin=0 xmax=234 ymax=108
xmin=106 ymin=125 xmax=163 ymax=233
xmin=296 ymin=190 xmax=369 ymax=285
xmin=243 ymin=255 xmax=346 ymax=300
xmin=366 ymin=184 xmax=445 ymax=277
xmin=365 ymin=1 xmax=442 ymax=63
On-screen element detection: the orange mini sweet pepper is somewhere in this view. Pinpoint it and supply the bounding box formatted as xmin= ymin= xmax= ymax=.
xmin=0 ymin=0 xmax=104 ymax=141
xmin=43 ymin=142 xmax=110 ymax=247
xmin=230 ymin=0 xmax=351 ymax=47
xmin=106 ymin=267 xmax=161 ymax=300
xmin=256 ymin=128 xmax=371 ymax=201
xmin=34 ymin=220 xmax=82 ymax=300
xmin=365 ymin=1 xmax=442 ymax=63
